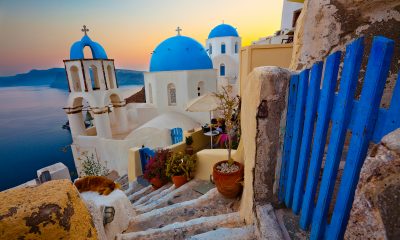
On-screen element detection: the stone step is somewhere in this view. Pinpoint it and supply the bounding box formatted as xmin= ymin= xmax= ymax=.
xmin=133 ymin=183 xmax=174 ymax=207
xmin=124 ymin=180 xmax=146 ymax=196
xmin=128 ymin=185 xmax=154 ymax=203
xmin=117 ymin=212 xmax=243 ymax=240
xmin=133 ymin=179 xmax=205 ymax=214
xmin=187 ymin=225 xmax=256 ymax=240
xmin=127 ymin=188 xmax=240 ymax=232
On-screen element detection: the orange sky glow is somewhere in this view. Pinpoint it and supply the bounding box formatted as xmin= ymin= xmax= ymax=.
xmin=0 ymin=0 xmax=285 ymax=76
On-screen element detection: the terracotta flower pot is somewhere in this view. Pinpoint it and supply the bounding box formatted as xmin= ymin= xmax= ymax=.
xmin=172 ymin=175 xmax=188 ymax=188
xmin=150 ymin=177 xmax=164 ymax=190
xmin=212 ymin=160 xmax=244 ymax=198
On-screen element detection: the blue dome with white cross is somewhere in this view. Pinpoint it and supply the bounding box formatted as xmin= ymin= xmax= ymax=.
xmin=208 ymin=24 xmax=239 ymax=39
xmin=70 ymin=27 xmax=108 ymax=60
xmin=150 ymin=35 xmax=213 ymax=72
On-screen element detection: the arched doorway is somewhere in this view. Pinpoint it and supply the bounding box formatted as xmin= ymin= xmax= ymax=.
xmin=89 ymin=65 xmax=100 ymax=90
xmin=106 ymin=93 xmax=128 ymax=136
xmin=67 ymin=97 xmax=97 ymax=136
xmin=70 ymin=66 xmax=82 ymax=92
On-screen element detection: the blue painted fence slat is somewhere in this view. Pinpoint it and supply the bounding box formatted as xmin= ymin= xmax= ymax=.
xmin=371 ymin=73 xmax=400 ymax=142
xmin=310 ymin=37 xmax=365 ymax=240
xmin=285 ymin=69 xmax=309 ymax=207
xmin=292 ymin=61 xmax=323 ymax=214
xmin=327 ymin=36 xmax=394 ymax=240
xmin=299 ymin=51 xmax=342 ymax=229
xmin=278 ymin=75 xmax=300 ymax=201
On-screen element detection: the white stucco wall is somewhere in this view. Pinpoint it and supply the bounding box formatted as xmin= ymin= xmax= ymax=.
xmin=206 ymin=36 xmax=241 ymax=95
xmin=144 ymin=69 xmax=218 ymax=124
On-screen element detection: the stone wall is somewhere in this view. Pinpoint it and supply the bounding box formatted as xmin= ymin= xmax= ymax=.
xmin=291 ymin=0 xmax=400 ymax=107
xmin=345 ymin=128 xmax=400 ymax=239
xmin=239 ymin=66 xmax=291 ymax=223
xmin=0 ymin=180 xmax=97 ymax=239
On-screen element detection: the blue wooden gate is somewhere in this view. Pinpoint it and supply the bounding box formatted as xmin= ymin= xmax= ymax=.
xmin=279 ymin=36 xmax=399 ymax=239
xmin=139 ymin=147 xmax=155 ymax=173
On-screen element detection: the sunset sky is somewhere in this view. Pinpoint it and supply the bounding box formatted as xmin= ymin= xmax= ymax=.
xmin=0 ymin=0 xmax=284 ymax=76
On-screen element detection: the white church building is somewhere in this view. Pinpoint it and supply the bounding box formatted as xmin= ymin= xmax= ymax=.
xmin=144 ymin=28 xmax=217 ymax=124
xmin=63 ymin=24 xmax=240 ymax=177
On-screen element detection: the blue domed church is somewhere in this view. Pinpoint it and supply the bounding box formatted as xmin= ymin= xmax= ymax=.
xmin=144 ymin=28 xmax=218 ymax=123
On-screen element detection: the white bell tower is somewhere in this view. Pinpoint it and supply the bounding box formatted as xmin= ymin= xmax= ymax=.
xmin=206 ymin=23 xmax=241 ymax=94
xmin=63 ymin=26 xmax=128 ymax=139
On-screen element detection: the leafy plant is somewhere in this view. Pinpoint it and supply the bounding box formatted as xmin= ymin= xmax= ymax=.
xmin=166 ymin=152 xmax=197 ymax=180
xmin=78 ymin=151 xmax=110 ymax=177
xmin=185 ymin=136 xmax=193 ymax=146
xmin=214 ymin=85 xmax=240 ymax=165
xmin=143 ymin=149 xmax=170 ymax=183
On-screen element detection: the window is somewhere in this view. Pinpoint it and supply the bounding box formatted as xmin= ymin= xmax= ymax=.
xmin=220 ymin=64 xmax=225 ymax=76
xmin=197 ymin=81 xmax=204 ymax=96
xmin=221 ymin=43 xmax=226 ymax=54
xmin=209 ymin=44 xmax=212 ymax=55
xmin=234 ymin=42 xmax=238 ymax=53
xmin=167 ymin=83 xmax=177 ymax=106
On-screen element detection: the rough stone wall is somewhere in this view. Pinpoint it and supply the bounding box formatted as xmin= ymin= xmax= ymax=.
xmin=291 ymin=0 xmax=400 ymax=107
xmin=345 ymin=128 xmax=400 ymax=239
xmin=254 ymin=68 xmax=291 ymax=206
xmin=239 ymin=66 xmax=291 ymax=224
xmin=0 ymin=180 xmax=97 ymax=240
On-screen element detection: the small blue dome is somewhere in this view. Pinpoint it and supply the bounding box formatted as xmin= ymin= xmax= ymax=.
xmin=150 ymin=35 xmax=213 ymax=72
xmin=70 ymin=35 xmax=108 ymax=60
xmin=208 ymin=24 xmax=239 ymax=39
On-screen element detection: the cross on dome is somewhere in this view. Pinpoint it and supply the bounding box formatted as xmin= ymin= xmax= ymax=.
xmin=175 ymin=26 xmax=182 ymax=36
xmin=81 ymin=25 xmax=89 ymax=36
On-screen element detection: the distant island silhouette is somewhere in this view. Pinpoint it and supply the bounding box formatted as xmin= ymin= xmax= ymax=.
xmin=0 ymin=68 xmax=144 ymax=89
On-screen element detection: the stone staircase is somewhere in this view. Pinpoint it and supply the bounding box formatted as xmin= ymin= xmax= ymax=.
xmin=116 ymin=179 xmax=256 ymax=240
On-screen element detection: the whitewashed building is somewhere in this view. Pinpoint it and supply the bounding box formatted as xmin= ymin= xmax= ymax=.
xmin=144 ymin=29 xmax=218 ymax=124
xmin=64 ymin=27 xmax=216 ymax=177
xmin=206 ymin=24 xmax=241 ymax=94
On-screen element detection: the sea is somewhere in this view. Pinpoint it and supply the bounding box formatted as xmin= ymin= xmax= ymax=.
xmin=0 ymin=85 xmax=141 ymax=191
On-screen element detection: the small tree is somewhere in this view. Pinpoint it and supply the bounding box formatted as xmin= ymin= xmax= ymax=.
xmin=214 ymin=85 xmax=240 ymax=165
xmin=78 ymin=151 xmax=110 ymax=177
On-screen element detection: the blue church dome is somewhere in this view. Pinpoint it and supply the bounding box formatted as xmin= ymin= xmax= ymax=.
xmin=208 ymin=24 xmax=239 ymax=39
xmin=150 ymin=35 xmax=213 ymax=72
xmin=70 ymin=35 xmax=108 ymax=60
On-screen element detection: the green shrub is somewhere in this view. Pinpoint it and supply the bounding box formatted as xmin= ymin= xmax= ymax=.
xmin=166 ymin=152 xmax=197 ymax=180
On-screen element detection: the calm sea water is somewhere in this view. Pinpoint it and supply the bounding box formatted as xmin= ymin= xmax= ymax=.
xmin=0 ymin=86 xmax=76 ymax=190
xmin=0 ymin=85 xmax=141 ymax=191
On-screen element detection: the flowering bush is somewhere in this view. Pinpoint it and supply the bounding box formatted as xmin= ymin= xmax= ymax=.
xmin=166 ymin=152 xmax=197 ymax=180
xmin=143 ymin=149 xmax=170 ymax=183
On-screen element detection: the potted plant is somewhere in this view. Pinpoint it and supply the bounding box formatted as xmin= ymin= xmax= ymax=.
xmin=166 ymin=152 xmax=197 ymax=188
xmin=185 ymin=136 xmax=194 ymax=155
xmin=143 ymin=149 xmax=170 ymax=189
xmin=212 ymin=85 xmax=243 ymax=198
